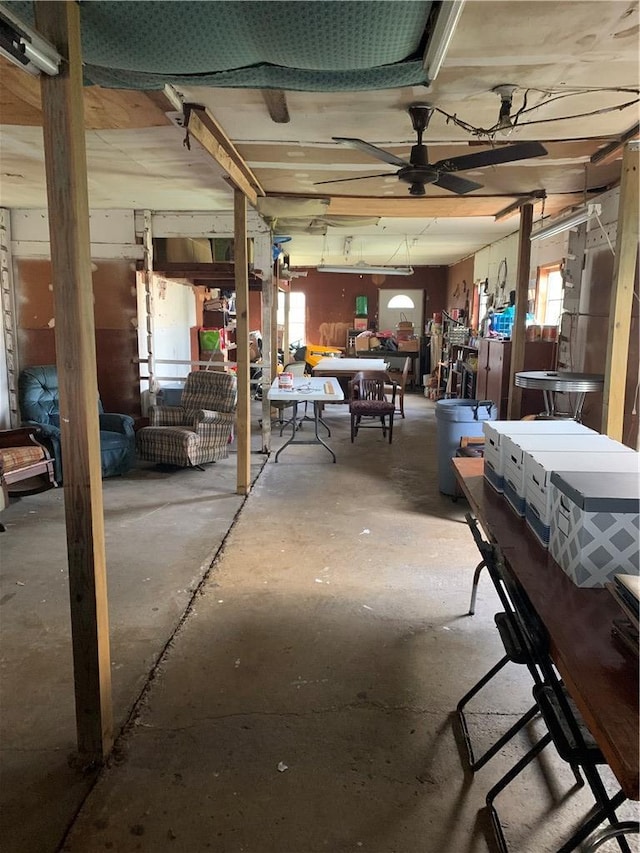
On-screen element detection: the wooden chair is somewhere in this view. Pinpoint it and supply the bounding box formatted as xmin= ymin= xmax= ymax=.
xmin=348 ymin=371 xmax=396 ymax=444
xmin=0 ymin=428 xmax=57 ymax=532
xmin=384 ymin=356 xmax=411 ymax=418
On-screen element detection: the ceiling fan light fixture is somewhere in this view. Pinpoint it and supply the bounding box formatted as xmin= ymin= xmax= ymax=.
xmin=317 ymin=262 xmax=414 ymax=277
xmin=492 ymin=84 xmax=518 ymax=135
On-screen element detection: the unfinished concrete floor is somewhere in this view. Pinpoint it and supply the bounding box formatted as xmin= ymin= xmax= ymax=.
xmin=1 ymin=394 xmax=637 ymax=853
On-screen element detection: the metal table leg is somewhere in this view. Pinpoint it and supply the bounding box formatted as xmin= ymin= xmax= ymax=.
xmin=313 ymin=402 xmax=336 ymax=462
xmin=274 ymin=401 xmax=300 ymax=463
xmin=273 ymin=401 xmax=336 ymax=462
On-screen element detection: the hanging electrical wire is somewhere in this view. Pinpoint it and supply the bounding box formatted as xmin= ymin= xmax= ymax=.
xmin=383 ymin=236 xmax=412 ymax=266
xmin=434 ymin=85 xmax=640 ymax=141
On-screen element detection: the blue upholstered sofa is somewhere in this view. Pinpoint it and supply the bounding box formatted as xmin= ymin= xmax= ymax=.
xmin=18 ymin=365 xmax=136 ymax=482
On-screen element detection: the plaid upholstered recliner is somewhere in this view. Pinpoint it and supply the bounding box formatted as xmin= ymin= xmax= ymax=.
xmin=136 ymin=371 xmax=237 ymax=468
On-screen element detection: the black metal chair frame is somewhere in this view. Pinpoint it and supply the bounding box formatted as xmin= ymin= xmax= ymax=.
xmin=583 ymin=823 xmax=639 ymax=852
xmin=483 ymin=557 xmax=632 ymax=853
xmin=457 ymin=513 xmax=544 ymax=771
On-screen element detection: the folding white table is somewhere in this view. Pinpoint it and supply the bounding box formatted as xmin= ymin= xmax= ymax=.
xmin=268 ymin=377 xmax=344 ymax=462
xmin=313 ymin=357 xmax=388 ymax=377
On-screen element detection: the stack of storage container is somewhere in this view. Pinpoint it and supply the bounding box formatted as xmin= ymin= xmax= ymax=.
xmin=482 ymin=420 xmax=640 ymax=589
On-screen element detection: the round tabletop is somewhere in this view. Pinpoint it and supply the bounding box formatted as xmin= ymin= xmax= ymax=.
xmin=514 ymin=371 xmax=605 ymax=393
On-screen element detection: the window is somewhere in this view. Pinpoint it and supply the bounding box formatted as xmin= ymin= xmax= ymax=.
xmin=535 ymin=264 xmax=564 ymax=326
xmin=387 ymin=294 xmax=415 ymax=309
xmin=277 ymin=291 xmax=306 ymax=346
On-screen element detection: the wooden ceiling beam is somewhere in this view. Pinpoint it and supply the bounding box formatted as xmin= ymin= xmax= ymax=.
xmin=185 ymin=104 xmax=265 ymax=207
xmin=261 ymin=90 xmax=290 ymax=123
xmin=494 ymin=190 xmax=546 ymax=221
xmin=590 ymin=124 xmax=640 ymax=166
xmin=0 ymin=57 xmax=172 ymax=128
xmin=146 ymin=261 xmax=264 ymax=288
xmin=294 ymin=191 xmax=602 ymax=219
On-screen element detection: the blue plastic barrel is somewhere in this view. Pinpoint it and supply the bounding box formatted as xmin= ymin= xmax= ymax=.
xmin=435 ymin=399 xmax=496 ymax=495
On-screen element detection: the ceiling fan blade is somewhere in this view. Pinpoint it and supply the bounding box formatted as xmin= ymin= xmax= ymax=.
xmin=433 ymin=173 xmax=483 ymax=195
xmin=433 ymin=141 xmax=548 ymax=173
xmin=332 ymin=137 xmax=409 ymax=168
xmin=313 ymin=173 xmax=395 ymax=186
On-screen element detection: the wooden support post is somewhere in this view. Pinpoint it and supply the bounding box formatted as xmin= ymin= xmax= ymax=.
xmin=271 ymin=264 xmax=279 ymax=381
xmin=283 ymin=288 xmax=291 ymax=359
xmin=602 ymin=143 xmax=640 ymax=440
xmin=142 ymin=210 xmax=157 ymax=406
xmin=507 ymin=202 xmax=533 ymax=419
xmin=256 ymin=235 xmax=272 ymax=454
xmin=234 ymin=190 xmax=251 ymax=495
xmin=35 ymin=1 xmax=112 ymax=762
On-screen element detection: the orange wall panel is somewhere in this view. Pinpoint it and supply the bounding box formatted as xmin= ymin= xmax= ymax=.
xmin=14 ymin=258 xmax=140 ymax=416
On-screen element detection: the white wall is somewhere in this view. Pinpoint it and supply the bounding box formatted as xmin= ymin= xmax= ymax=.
xmin=473 ymin=232 xmax=519 ymax=308
xmin=378 ymin=288 xmax=424 ymax=333
xmin=137 ymin=274 xmax=196 ymax=392
xmin=0 ymin=307 xmax=8 ymax=429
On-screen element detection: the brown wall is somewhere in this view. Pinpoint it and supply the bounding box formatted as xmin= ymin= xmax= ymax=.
xmin=16 ymin=258 xmax=140 ymax=416
xmin=249 ymin=291 xmax=262 ymax=331
xmin=291 ymin=266 xmax=448 ymax=347
xmin=446 ymin=257 xmax=475 ymax=316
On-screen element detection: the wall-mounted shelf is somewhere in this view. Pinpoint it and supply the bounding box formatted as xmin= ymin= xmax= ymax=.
xmin=139 ymin=262 xmax=264 ymax=290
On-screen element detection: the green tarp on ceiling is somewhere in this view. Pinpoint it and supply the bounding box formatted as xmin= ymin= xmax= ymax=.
xmin=10 ymin=0 xmax=432 ymax=91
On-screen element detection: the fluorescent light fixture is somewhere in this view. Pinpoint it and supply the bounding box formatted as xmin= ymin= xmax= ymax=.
xmin=530 ymin=204 xmax=601 ymax=241
xmin=317 ymin=262 xmax=414 ymax=276
xmin=422 ymin=0 xmax=466 ymax=83
xmin=0 ymin=3 xmax=61 ymax=76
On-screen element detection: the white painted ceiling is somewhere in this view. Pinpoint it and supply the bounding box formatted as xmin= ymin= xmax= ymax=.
xmin=0 ymin=0 xmax=637 ymax=267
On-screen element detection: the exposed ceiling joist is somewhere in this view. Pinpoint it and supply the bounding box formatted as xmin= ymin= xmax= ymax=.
xmin=261 ymin=90 xmax=290 ymax=124
xmin=591 ymin=124 xmax=640 ymax=166
xmin=185 ymin=104 xmax=265 ymax=206
xmin=321 ymin=191 xmax=604 ymax=219
xmin=494 ymin=190 xmax=546 ymax=221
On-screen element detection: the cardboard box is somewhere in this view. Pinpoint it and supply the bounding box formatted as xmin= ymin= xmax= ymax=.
xmin=397 ymin=339 xmax=419 ymax=352
xmin=549 ymin=471 xmax=640 ymax=587
xmin=165 ymin=237 xmax=213 ymax=263
xmin=355 ymin=336 xmax=379 ymax=351
xmin=483 ymin=420 xmax=596 ymax=493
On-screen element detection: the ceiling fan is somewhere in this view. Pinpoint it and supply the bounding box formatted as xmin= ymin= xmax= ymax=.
xmin=316 ymin=104 xmax=548 ymax=196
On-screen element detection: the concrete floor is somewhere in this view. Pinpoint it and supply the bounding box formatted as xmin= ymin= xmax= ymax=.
xmin=1 ymin=394 xmax=637 ymax=853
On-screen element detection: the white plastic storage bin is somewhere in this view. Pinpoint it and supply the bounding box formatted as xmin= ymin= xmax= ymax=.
xmin=502 ymin=433 xmax=629 ymax=517
xmin=549 ymin=471 xmax=640 ymax=587
xmin=525 ymin=450 xmax=639 ymax=547
xmin=483 ymin=420 xmax=594 ymax=493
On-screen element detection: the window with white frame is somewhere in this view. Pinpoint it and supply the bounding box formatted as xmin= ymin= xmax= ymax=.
xmin=277 ymin=291 xmax=306 ymax=346
xmin=535 ymin=264 xmax=564 ymax=326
